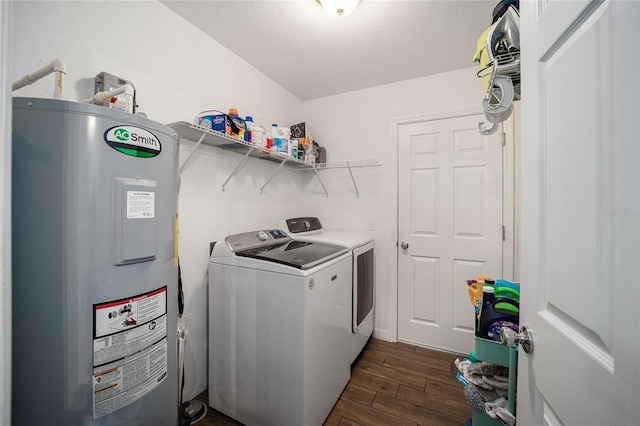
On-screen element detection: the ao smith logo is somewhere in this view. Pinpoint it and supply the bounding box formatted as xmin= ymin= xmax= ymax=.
xmin=105 ymin=126 xmax=162 ymax=158
xmin=114 ymin=128 xmax=131 ymax=141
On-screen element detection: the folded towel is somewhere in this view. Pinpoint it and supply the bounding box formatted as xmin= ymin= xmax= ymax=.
xmin=455 ymin=358 xmax=494 ymax=389
xmin=468 ymin=361 xmax=509 ymax=377
xmin=485 ymin=397 xmax=515 ymax=425
xmin=482 ymin=375 xmax=510 ymax=390
xmin=456 ymin=358 xmax=510 ymax=390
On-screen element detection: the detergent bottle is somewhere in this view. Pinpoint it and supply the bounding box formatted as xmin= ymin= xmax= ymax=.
xmin=245 ymin=116 xmax=265 ymax=148
xmin=243 ymin=115 xmax=254 ymax=143
xmin=226 ymin=108 xmax=246 ymax=140
xmin=476 ymin=286 xmax=519 ymax=341
xmin=270 ymin=124 xmax=280 ymax=153
xmin=270 ymin=124 xmax=290 ymax=155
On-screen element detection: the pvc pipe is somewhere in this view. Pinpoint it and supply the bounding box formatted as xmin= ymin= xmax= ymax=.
xmin=80 ymin=84 xmax=134 ymax=113
xmin=177 ymin=319 xmax=188 ymax=406
xmin=12 ymin=59 xmax=66 ymax=98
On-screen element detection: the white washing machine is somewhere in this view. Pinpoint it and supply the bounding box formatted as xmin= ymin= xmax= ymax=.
xmin=208 ymin=229 xmax=352 ymax=426
xmin=278 ymin=217 xmax=375 ymax=363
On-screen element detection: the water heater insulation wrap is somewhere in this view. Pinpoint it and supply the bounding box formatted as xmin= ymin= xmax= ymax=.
xmin=11 ymin=98 xmax=179 ymax=425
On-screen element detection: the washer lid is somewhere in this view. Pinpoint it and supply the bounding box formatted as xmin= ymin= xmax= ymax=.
xmin=235 ymin=239 xmax=348 ymax=270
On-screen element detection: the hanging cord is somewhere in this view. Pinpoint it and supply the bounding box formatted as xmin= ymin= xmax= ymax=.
xmin=177 ymin=259 xmax=191 ymax=425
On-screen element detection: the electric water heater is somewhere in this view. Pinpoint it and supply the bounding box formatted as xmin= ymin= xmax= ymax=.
xmin=11 ymin=98 xmax=179 ymax=425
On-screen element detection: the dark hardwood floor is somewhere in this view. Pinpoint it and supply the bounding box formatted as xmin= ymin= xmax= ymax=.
xmin=193 ymin=338 xmax=472 ymax=426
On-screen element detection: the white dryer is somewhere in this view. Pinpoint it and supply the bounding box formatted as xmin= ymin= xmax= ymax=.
xmin=208 ymin=229 xmax=352 ymax=426
xmin=279 ymin=217 xmax=375 ymax=363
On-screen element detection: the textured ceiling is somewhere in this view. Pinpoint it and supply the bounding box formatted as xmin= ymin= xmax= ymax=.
xmin=161 ymin=0 xmax=496 ymax=101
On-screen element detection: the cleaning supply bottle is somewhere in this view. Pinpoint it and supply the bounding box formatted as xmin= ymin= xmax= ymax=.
xmin=226 ymin=108 xmax=246 ymax=140
xmin=282 ymin=127 xmax=292 ymax=156
xmin=476 ymin=286 xmax=519 ymax=341
xmin=270 ymin=124 xmax=290 ymax=155
xmin=304 ymin=141 xmax=317 ymax=165
xmin=477 ymin=275 xmax=491 ymax=284
xmin=243 ymin=115 xmax=253 ymax=143
xmin=467 ymin=280 xmax=484 ymax=319
xmin=262 ymin=123 xmax=273 ymax=154
xmin=297 ymin=138 xmax=308 ymax=162
xmin=270 ymin=123 xmax=281 ymax=153
xmin=476 ymin=286 xmax=495 ymax=336
xmin=289 ymin=139 xmax=298 ymax=159
xmin=245 ymin=116 xmax=265 ymax=148
xmin=279 ymin=125 xmax=291 ymax=155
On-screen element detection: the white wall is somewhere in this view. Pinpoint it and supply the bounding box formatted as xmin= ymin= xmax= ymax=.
xmin=301 ymin=67 xmax=486 ymax=340
xmin=9 ymin=0 xmax=304 ymax=401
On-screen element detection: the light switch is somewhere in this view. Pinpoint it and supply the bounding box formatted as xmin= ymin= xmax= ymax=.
xmin=366 ymin=217 xmax=375 ymax=231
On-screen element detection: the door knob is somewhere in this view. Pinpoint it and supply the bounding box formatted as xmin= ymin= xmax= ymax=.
xmin=500 ymin=325 xmax=534 ymax=354
xmin=400 ymin=242 xmax=409 ymax=249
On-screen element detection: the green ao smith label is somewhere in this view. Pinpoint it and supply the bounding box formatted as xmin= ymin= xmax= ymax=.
xmin=104 ymin=126 xmax=162 ymax=158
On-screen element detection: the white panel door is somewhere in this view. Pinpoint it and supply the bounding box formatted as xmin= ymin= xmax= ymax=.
xmin=518 ymin=0 xmax=640 ymax=424
xmin=397 ymin=113 xmax=504 ymax=354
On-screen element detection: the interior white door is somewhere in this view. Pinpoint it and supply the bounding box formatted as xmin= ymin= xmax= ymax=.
xmin=518 ymin=0 xmax=640 ymax=424
xmin=397 ymin=113 xmax=503 ymax=354
xmin=0 ymin=2 xmax=11 ymax=423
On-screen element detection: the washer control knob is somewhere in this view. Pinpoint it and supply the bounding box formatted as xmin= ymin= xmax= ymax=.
xmin=303 ymin=220 xmax=311 ymax=230
xmin=257 ymin=231 xmax=269 ymax=241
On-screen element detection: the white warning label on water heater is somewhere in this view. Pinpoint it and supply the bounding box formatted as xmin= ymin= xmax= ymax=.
xmin=126 ymin=190 xmax=155 ymax=219
xmin=92 ymin=287 xmax=168 ymax=419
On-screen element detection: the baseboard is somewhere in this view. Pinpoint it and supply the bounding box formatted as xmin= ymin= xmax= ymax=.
xmin=182 ymin=376 xmax=208 ymax=402
xmin=373 ymin=328 xmax=391 ymax=342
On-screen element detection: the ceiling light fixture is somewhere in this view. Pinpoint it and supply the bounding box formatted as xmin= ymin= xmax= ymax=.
xmin=317 ymin=0 xmax=360 ymax=17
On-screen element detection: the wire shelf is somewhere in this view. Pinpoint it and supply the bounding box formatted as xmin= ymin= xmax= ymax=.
xmin=166 ymin=121 xmax=306 ymax=166
xmin=296 ymin=159 xmax=382 ymax=171
xmin=166 ymin=121 xmax=382 ymax=197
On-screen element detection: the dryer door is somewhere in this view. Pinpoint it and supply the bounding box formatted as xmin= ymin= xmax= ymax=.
xmin=353 ymin=242 xmax=374 ymax=333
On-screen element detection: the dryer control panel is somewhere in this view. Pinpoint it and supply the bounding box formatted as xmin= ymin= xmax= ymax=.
xmin=285 ymin=217 xmax=322 ymax=233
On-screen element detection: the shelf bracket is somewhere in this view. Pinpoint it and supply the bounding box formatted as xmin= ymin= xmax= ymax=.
xmin=346 ymin=161 xmax=359 ymax=198
xmin=260 ymin=159 xmax=288 ymax=195
xmin=222 ymin=148 xmax=255 ymax=191
xmin=179 ymin=133 xmax=206 ymax=175
xmin=312 ymin=167 xmax=329 ymax=197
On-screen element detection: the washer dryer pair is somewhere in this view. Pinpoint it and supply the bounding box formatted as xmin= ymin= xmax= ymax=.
xmin=279 ymin=217 xmax=375 ymax=363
